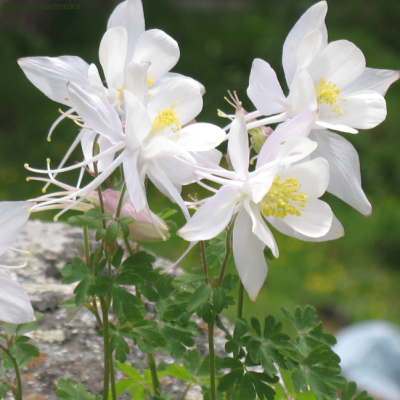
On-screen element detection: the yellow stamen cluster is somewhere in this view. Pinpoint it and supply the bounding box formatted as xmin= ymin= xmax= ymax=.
xmin=147 ymin=75 xmax=155 ymax=88
xmin=150 ymin=102 xmax=182 ymax=138
xmin=315 ymin=78 xmax=346 ymax=117
xmin=261 ymin=175 xmax=307 ymax=218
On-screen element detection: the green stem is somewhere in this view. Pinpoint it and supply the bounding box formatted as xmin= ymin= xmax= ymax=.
xmin=115 ymin=183 xmax=127 ymax=218
xmin=200 ymin=241 xmax=209 ymax=284
xmin=109 ymin=352 xmax=117 ymax=400
xmin=208 ymin=311 xmax=217 ymax=400
xmin=237 ymin=280 xmax=244 ymax=320
xmin=83 ymin=225 xmax=90 ymax=268
xmin=99 ymin=296 xmax=111 ymax=400
xmin=123 ymin=236 xmax=135 ymax=256
xmin=147 ymin=353 xmax=161 ymax=394
xmin=0 ymin=346 xmax=22 ymax=400
xmin=181 ymin=382 xmax=192 ymax=400
xmin=219 ymin=219 xmax=235 ymax=283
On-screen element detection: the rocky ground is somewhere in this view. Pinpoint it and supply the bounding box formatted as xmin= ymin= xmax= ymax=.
xmin=0 ymin=220 xmax=231 ymax=400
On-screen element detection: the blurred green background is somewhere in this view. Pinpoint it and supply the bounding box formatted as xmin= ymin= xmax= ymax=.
xmin=1 ymin=0 xmax=400 ymax=332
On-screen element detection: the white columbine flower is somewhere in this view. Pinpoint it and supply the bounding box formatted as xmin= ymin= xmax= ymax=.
xmin=0 ymin=202 xmax=35 ymax=324
xmin=178 ymin=108 xmax=342 ymax=301
xmin=26 ymin=80 xmax=226 ymax=223
xmin=246 ymin=1 xmax=399 ymax=215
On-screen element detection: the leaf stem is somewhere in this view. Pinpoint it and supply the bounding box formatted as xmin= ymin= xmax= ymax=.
xmin=237 ymin=280 xmax=244 ymax=320
xmin=208 ymin=311 xmax=217 ymax=400
xmin=83 ymin=225 xmax=90 ymax=268
xmin=109 ymin=352 xmax=117 ymax=400
xmin=147 ymin=352 xmax=161 ymax=394
xmin=99 ymin=296 xmax=111 ymax=400
xmin=0 ymin=346 xmax=22 ymax=400
xmin=219 ymin=218 xmax=235 ymax=283
xmin=200 ymin=241 xmax=209 ymax=284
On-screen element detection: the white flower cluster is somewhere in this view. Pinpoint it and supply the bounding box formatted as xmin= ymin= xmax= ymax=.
xmin=1 ymin=0 xmax=398 ymax=322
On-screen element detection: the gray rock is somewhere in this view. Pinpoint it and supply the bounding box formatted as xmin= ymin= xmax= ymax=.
xmin=0 ymin=220 xmax=231 ymax=400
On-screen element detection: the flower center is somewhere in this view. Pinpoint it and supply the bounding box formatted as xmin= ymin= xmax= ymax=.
xmin=150 ymin=101 xmax=182 ymax=138
xmin=261 ymin=175 xmax=307 ymax=218
xmin=315 ymin=78 xmax=345 ymax=117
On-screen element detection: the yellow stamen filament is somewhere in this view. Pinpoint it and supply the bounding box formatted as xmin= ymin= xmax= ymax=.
xmin=150 ymin=101 xmax=182 ymax=138
xmin=315 ymin=78 xmax=346 ymax=117
xmin=261 ymin=175 xmax=307 ymax=219
xmin=117 ymin=83 xmax=125 ymax=102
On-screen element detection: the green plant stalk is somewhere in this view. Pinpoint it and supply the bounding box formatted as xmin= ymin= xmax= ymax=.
xmin=99 ymin=296 xmax=115 ymax=399
xmin=115 ymin=182 xmax=127 ymax=218
xmin=237 ymin=280 xmax=244 ymax=320
xmin=219 ymin=219 xmax=235 ymax=283
xmin=83 ymin=225 xmax=90 ymax=268
xmin=0 ymin=346 xmax=22 ymax=400
xmin=208 ymin=311 xmax=217 ymax=400
xmin=123 ymin=236 xmax=135 ymax=256
xmin=147 ymin=352 xmax=161 ymax=394
xmin=200 ymin=241 xmax=209 ymax=284
xmin=109 ymin=352 xmax=117 ymax=400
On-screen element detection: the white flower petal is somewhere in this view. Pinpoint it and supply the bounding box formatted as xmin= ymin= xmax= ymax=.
xmin=268 ymin=213 xmax=344 ymax=242
xmin=173 ymin=123 xmax=226 ymax=152
xmin=296 ymin=30 xmax=323 ymax=71
xmin=257 ymin=111 xmax=317 ymax=167
xmin=243 ymin=199 xmax=279 ymax=258
xmin=315 ymin=120 xmax=358 ymax=134
xmin=331 ymin=90 xmax=387 ymax=130
xmin=233 ymin=208 xmax=268 ymax=302
xmin=177 ymin=185 xmax=241 ymax=242
xmin=274 ymin=137 xmax=318 ymax=166
xmin=310 ymin=40 xmax=365 ymax=88
xmin=124 ymin=60 xmax=148 ymax=104
xmin=99 ymin=27 xmax=128 ymax=90
xmin=309 ymin=129 xmax=372 ymax=215
xmin=243 ymin=164 xmax=278 ymax=204
xmin=88 ymin=64 xmax=108 ymax=102
xmin=141 ymin=137 xmax=195 ymax=163
xmin=228 ymin=108 xmax=249 ymax=181
xmin=0 ymin=269 xmax=34 ymax=324
xmin=278 ymin=157 xmax=330 ymax=198
xmin=277 ymin=198 xmax=333 ymax=238
xmin=247 ymin=59 xmax=287 ymax=116
xmin=0 ymin=202 xmax=31 ymax=256
xmin=67 ymin=82 xmax=124 ymax=144
xmin=342 ymin=67 xmax=400 ymax=96
xmin=107 ymin=0 xmax=145 ymax=68
xmin=147 ymin=162 xmax=190 ymax=220
xmin=282 ymin=0 xmax=328 ymax=87
xmin=123 ymin=149 xmax=147 ymax=212
xmin=156 ymin=72 xmax=205 ymax=95
xmin=17 ymin=56 xmax=90 ymax=106
xmin=124 ymin=90 xmax=152 ymax=150
xmin=287 ymin=69 xmax=318 ymax=116
xmin=133 ymin=29 xmax=180 ymax=81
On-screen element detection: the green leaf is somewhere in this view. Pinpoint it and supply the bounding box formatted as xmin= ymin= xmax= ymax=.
xmin=67 ymin=215 xmax=101 ymax=230
xmin=246 ymin=372 xmax=276 ymax=400
xmin=15 ymin=315 xmax=41 ymax=335
xmin=120 ymin=216 xmax=135 ymax=224
xmin=111 ymin=246 xmax=124 ymax=268
xmin=115 ymin=270 xmax=144 ymax=286
xmin=292 ymin=367 xmax=308 ymax=394
xmin=206 ymin=231 xmax=227 ymax=269
xmin=162 ymin=364 xmax=194 ymax=383
xmin=221 ymin=274 xmax=239 ymax=292
xmin=110 ymin=334 xmax=130 ymax=363
xmin=74 ymin=276 xmax=95 ymax=306
xmin=120 ymin=222 xmax=130 ymax=237
xmin=161 ymin=322 xmax=198 ymax=358
xmin=55 ymin=378 xmax=102 ymax=399
xmin=95 ymin=228 xmax=106 ymax=241
xmin=183 ymin=349 xmax=202 ymax=376
xmin=15 ymin=343 xmax=39 ymax=357
xmin=159 ymin=208 xmax=178 ymax=220
xmin=61 ymin=257 xmax=89 ymax=284
xmin=187 ymin=284 xmax=212 ymax=313
xmin=221 ymin=357 xmax=243 ymax=369
xmin=87 ymin=276 xmax=114 ymax=296
xmin=112 ymin=287 xmax=142 ymax=320
xmin=105 ymin=220 xmax=119 ymax=245
xmin=218 ymin=369 xmax=244 ymax=392
xmin=213 ymin=286 xmax=226 ymax=314
xmin=138 ymin=284 xmax=160 ymax=302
